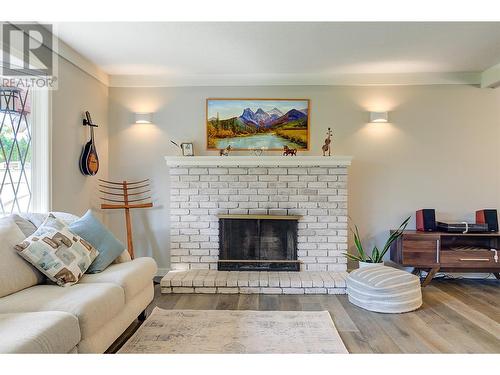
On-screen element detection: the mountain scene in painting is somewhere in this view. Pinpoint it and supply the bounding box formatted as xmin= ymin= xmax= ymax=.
xmin=207 ymin=99 xmax=309 ymax=150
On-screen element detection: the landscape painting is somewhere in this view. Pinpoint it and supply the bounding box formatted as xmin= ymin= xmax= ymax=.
xmin=206 ymin=99 xmax=310 ymax=150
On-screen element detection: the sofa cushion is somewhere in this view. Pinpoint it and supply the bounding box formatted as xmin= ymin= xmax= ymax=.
xmin=11 ymin=214 xmax=38 ymax=237
xmin=15 ymin=214 xmax=99 ymax=286
xmin=0 ymin=283 xmax=124 ymax=339
xmin=21 ymin=212 xmax=80 ymax=228
xmin=0 ymin=311 xmax=80 ymax=353
xmin=79 ymin=257 xmax=157 ymax=301
xmin=77 ymin=284 xmax=154 ymax=354
xmin=69 ymin=210 xmax=125 ymax=273
xmin=0 ymin=217 xmax=45 ymax=298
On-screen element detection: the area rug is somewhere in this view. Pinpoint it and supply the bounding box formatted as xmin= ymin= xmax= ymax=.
xmin=118 ymin=307 xmax=348 ymax=354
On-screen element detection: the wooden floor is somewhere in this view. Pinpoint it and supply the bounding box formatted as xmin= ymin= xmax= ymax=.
xmin=110 ymin=278 xmax=500 ymax=354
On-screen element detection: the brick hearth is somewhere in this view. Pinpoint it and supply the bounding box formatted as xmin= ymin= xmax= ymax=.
xmin=161 ymin=270 xmax=348 ymax=294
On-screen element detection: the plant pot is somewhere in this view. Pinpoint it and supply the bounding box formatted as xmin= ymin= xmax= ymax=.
xmin=358 ymin=261 xmax=384 ymax=269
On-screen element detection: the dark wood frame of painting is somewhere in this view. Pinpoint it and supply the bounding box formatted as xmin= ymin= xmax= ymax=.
xmin=205 ymin=98 xmax=311 ymax=151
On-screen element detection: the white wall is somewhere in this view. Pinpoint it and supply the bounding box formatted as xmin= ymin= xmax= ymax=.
xmin=51 ymin=55 xmax=109 ymax=218
xmin=108 ymin=85 xmax=500 ymax=273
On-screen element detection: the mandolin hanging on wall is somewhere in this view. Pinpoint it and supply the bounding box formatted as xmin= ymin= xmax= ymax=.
xmin=79 ymin=111 xmax=100 ymax=176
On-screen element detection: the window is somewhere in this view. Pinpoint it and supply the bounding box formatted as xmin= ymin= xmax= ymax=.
xmin=0 ymin=85 xmax=49 ymax=215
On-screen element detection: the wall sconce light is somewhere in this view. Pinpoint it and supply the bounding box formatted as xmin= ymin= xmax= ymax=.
xmin=134 ymin=112 xmax=153 ymax=124
xmin=369 ymin=111 xmax=389 ymax=123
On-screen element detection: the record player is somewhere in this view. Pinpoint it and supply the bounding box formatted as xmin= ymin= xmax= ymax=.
xmin=436 ymin=221 xmax=489 ymax=233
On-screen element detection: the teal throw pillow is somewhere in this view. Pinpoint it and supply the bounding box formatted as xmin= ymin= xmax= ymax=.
xmin=69 ymin=210 xmax=125 ymax=273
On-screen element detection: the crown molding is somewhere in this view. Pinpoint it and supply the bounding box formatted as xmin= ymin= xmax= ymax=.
xmin=110 ymin=71 xmax=481 ymax=88
xmin=56 ymin=38 xmax=109 ymax=86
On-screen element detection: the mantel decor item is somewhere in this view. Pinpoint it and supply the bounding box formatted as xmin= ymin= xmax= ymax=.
xmin=346 ymin=216 xmax=410 ymax=267
xmin=283 ymin=145 xmax=297 ymax=156
xmin=170 ymin=140 xmax=182 ymax=155
xmin=219 ymin=145 xmax=232 ymax=156
xmin=322 ymin=127 xmax=333 ymax=156
xmin=99 ymin=179 xmax=153 ymax=258
xmin=170 ymin=140 xmax=194 ymax=156
xmin=206 ymin=98 xmax=310 ymax=151
xmin=181 ymin=143 xmax=194 ymax=156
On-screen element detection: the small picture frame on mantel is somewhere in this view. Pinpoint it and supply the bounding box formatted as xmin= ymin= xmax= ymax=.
xmin=181 ymin=143 xmax=194 ymax=156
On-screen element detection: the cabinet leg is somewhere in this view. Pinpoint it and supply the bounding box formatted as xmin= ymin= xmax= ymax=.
xmin=421 ymin=267 xmax=439 ymax=287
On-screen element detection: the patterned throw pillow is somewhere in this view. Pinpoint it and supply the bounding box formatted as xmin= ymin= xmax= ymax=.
xmin=14 ymin=214 xmax=99 ymax=286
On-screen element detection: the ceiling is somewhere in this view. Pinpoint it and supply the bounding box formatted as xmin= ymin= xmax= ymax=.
xmin=52 ymin=22 xmax=500 ymax=86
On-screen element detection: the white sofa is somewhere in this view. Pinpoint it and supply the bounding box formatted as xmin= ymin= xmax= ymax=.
xmin=0 ymin=213 xmax=157 ymax=354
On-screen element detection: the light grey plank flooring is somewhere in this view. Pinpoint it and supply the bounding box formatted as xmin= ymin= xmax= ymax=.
xmin=107 ymin=279 xmax=500 ymax=354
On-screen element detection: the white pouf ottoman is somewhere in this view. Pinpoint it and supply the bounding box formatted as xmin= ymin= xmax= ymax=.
xmin=346 ymin=266 xmax=422 ymax=313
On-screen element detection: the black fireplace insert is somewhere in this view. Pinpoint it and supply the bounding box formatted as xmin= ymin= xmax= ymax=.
xmin=218 ymin=214 xmax=300 ymax=271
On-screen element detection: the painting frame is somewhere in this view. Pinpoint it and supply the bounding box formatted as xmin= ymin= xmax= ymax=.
xmin=206 ymin=98 xmax=310 ymax=151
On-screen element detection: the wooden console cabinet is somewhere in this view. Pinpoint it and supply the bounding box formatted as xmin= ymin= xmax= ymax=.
xmin=390 ymin=231 xmax=500 ymax=286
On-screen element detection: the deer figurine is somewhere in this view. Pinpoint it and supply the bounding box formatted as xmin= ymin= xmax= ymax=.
xmin=283 ymin=145 xmax=297 ymax=156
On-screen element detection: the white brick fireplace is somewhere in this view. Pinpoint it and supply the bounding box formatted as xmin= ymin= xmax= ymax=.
xmin=166 ymin=156 xmax=352 ymax=272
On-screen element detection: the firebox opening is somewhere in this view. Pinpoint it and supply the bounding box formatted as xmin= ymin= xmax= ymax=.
xmin=218 ymin=214 xmax=300 ymax=271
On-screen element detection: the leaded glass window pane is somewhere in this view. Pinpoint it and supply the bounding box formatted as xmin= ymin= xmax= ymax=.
xmin=0 ymin=87 xmax=32 ymax=214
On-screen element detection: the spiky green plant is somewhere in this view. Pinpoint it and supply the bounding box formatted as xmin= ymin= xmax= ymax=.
xmin=345 ymin=216 xmax=411 ymax=264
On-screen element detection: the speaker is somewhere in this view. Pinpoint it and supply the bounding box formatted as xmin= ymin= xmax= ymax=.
xmin=476 ymin=209 xmax=498 ymax=232
xmin=416 ymin=209 xmax=436 ymax=232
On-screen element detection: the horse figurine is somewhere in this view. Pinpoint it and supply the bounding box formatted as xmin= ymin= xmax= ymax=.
xmin=219 ymin=145 xmax=232 ymax=156
xmin=283 ymin=145 xmax=297 ymax=156
xmin=322 ymin=127 xmax=333 ymax=156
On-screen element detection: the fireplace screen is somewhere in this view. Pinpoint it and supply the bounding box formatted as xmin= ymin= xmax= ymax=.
xmin=218 ymin=215 xmax=299 ymax=271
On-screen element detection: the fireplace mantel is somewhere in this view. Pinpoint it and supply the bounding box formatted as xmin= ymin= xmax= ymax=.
xmin=165 ymin=155 xmax=352 ymax=167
